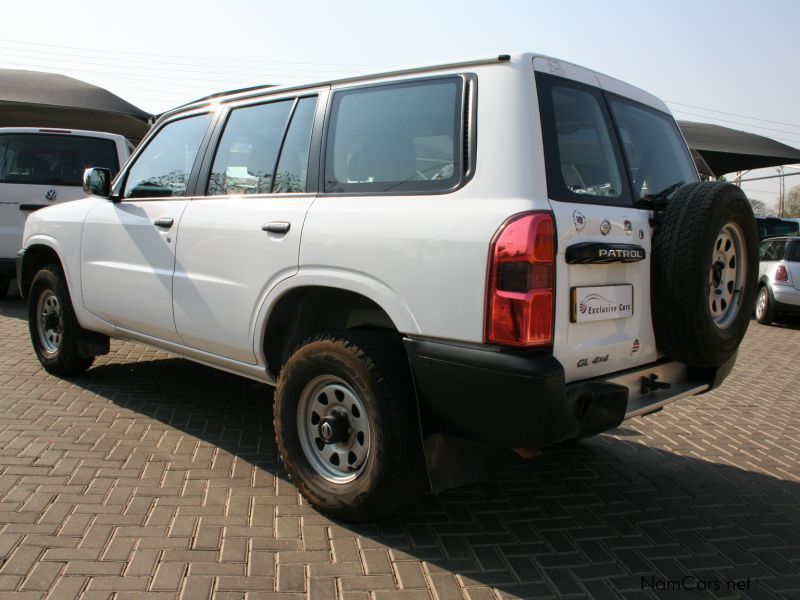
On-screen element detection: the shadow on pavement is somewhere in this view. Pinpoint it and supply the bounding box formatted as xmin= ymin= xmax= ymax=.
xmin=66 ymin=355 xmax=799 ymax=599
xmin=0 ymin=283 xmax=26 ymax=322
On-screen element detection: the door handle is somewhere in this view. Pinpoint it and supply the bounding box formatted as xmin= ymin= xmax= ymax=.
xmin=154 ymin=217 xmax=174 ymax=229
xmin=262 ymin=221 xmax=291 ymax=234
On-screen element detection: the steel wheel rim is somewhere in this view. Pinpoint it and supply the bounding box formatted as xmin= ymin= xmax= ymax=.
xmin=756 ymin=287 xmax=768 ymax=320
xmin=708 ymin=222 xmax=747 ymax=329
xmin=296 ymin=375 xmax=371 ymax=484
xmin=36 ymin=290 xmax=63 ymax=357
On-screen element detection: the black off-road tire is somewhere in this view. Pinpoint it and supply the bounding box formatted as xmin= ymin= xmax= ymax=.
xmin=755 ymin=285 xmax=776 ymax=325
xmin=274 ymin=330 xmax=425 ymax=521
xmin=28 ymin=265 xmax=94 ymax=376
xmin=0 ymin=275 xmax=10 ymax=298
xmin=652 ymin=182 xmax=758 ymax=367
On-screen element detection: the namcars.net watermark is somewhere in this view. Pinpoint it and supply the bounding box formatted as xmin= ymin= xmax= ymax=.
xmin=642 ymin=575 xmax=751 ymax=593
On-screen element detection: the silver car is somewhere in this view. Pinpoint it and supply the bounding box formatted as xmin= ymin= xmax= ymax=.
xmin=756 ymin=236 xmax=800 ymax=324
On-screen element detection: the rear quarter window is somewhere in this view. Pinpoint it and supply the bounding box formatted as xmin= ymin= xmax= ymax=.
xmin=324 ymin=77 xmax=463 ymax=194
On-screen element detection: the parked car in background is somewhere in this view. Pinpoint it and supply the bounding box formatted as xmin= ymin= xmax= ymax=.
xmin=755 ymin=216 xmax=799 ymax=240
xmin=756 ymin=236 xmax=800 ymax=324
xmin=0 ymin=127 xmax=132 ymax=296
xmin=16 ymin=53 xmax=757 ymax=520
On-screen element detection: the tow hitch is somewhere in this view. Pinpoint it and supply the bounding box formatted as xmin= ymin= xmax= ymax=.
xmin=640 ymin=373 xmax=672 ymax=394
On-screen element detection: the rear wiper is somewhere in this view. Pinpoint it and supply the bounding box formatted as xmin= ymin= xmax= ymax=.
xmin=639 ymin=181 xmax=684 ymax=208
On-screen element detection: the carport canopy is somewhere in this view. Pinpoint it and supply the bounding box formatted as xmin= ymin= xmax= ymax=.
xmin=678 ymin=120 xmax=800 ymax=178
xmin=0 ymin=69 xmax=151 ymax=142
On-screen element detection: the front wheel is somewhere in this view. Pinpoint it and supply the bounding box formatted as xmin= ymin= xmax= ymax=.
xmin=274 ymin=331 xmax=424 ymax=521
xmin=28 ymin=265 xmax=94 ymax=375
xmin=755 ymin=285 xmax=776 ymax=325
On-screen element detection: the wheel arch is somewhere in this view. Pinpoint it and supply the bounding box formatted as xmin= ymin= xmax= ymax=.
xmin=19 ymin=239 xmax=68 ymax=301
xmin=259 ymin=283 xmax=414 ymax=379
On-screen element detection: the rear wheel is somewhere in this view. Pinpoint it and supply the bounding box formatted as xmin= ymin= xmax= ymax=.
xmin=755 ymin=285 xmax=776 ymax=325
xmin=274 ymin=330 xmax=424 ymax=521
xmin=28 ymin=265 xmax=94 ymax=375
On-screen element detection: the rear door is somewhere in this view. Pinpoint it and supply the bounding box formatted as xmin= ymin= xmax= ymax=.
xmin=172 ymin=92 xmax=322 ymax=363
xmin=534 ymin=64 xmax=698 ymax=382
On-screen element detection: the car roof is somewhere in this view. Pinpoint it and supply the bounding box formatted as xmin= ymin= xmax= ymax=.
xmin=157 ymin=52 xmax=669 ymax=123
xmin=760 ymin=236 xmax=798 ymax=242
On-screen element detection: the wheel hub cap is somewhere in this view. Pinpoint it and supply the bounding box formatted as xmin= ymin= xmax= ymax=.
xmin=36 ymin=291 xmax=63 ymax=356
xmin=297 ymin=375 xmax=371 ymax=483
xmin=708 ymin=222 xmax=747 ymax=329
xmin=318 ymin=413 xmax=349 ymax=444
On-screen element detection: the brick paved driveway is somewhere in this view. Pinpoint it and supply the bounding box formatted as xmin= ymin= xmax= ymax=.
xmin=1 ymin=293 xmax=799 ymax=600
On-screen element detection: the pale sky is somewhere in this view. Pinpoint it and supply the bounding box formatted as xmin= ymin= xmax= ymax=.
xmin=2 ymin=0 xmax=799 ymax=208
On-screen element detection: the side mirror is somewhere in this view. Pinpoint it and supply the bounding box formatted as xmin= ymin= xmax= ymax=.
xmin=83 ymin=167 xmax=112 ymax=199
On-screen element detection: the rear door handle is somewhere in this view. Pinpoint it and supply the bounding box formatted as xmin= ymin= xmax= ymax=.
xmin=262 ymin=221 xmax=291 ymax=234
xmin=154 ymin=217 xmax=174 ymax=229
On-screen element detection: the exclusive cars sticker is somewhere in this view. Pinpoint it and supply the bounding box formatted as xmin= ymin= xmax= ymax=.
xmin=571 ymin=284 xmax=633 ymax=323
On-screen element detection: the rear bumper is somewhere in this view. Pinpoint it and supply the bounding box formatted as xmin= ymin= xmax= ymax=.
xmin=772 ymin=284 xmax=800 ymax=310
xmin=404 ymin=338 xmax=735 ymax=448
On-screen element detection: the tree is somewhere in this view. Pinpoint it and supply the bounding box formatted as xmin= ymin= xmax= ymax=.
xmin=786 ymin=184 xmax=800 ymax=218
xmin=748 ymin=198 xmax=770 ymax=217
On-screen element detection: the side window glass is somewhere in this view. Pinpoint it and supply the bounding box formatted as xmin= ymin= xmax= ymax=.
xmin=208 ymin=100 xmax=293 ymax=196
xmin=123 ymin=114 xmax=212 ymax=199
xmin=325 ymin=78 xmax=461 ymax=193
xmin=273 ymin=97 xmax=316 ymax=193
xmin=550 ymin=86 xmax=622 ymax=199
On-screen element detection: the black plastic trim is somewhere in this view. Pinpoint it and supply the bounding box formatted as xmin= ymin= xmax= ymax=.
xmin=18 ymin=204 xmax=49 ymax=212
xmin=565 ymin=242 xmax=646 ymax=264
xmin=404 ymin=338 xmax=627 ymax=447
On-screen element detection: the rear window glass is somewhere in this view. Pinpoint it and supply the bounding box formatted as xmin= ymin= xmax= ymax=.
xmin=609 ymin=98 xmax=697 ymax=203
xmin=537 ymin=75 xmax=627 ymax=205
xmin=0 ymin=134 xmax=119 ymax=187
xmin=325 ymin=78 xmax=462 ymax=193
xmin=757 ymin=218 xmax=799 ymax=238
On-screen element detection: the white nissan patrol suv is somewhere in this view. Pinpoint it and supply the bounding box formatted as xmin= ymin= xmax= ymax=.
xmin=17 ymin=54 xmax=757 ymax=520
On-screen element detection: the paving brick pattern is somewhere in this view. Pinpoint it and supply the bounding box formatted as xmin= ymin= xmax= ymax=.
xmin=1 ymin=294 xmax=799 ymax=599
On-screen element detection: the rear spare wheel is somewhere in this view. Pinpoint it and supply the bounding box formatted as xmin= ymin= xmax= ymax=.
xmin=652 ymin=182 xmax=757 ymax=367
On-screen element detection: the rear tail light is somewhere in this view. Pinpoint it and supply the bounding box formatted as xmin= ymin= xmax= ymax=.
xmin=485 ymin=212 xmax=555 ymax=347
xmin=776 ymin=265 xmax=789 ymax=282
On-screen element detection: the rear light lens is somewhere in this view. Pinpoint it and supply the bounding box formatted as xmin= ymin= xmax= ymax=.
xmin=485 ymin=212 xmax=555 ymax=347
xmin=776 ymin=265 xmax=789 ymax=282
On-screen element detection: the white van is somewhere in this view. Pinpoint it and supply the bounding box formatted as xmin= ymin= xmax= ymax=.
xmin=0 ymin=127 xmax=131 ymax=296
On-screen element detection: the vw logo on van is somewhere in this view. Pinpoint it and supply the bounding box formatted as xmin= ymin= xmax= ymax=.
xmin=44 ymin=189 xmax=58 ymax=202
